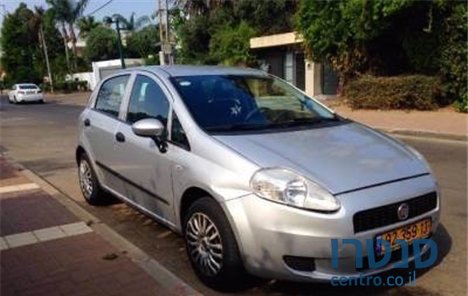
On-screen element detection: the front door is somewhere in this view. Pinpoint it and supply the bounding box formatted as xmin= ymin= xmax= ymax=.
xmin=111 ymin=74 xmax=175 ymax=224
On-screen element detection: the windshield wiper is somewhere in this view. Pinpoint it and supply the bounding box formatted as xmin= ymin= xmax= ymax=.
xmin=205 ymin=123 xmax=274 ymax=132
xmin=273 ymin=117 xmax=340 ymax=127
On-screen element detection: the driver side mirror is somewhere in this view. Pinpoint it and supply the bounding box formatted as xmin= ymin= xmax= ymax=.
xmin=132 ymin=118 xmax=167 ymax=152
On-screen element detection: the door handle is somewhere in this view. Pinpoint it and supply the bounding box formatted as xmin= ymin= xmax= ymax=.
xmin=84 ymin=118 xmax=90 ymax=126
xmin=115 ymin=132 xmax=125 ymax=142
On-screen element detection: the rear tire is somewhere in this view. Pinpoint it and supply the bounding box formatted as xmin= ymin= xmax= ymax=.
xmin=78 ymin=153 xmax=105 ymax=205
xmin=184 ymin=197 xmax=248 ymax=291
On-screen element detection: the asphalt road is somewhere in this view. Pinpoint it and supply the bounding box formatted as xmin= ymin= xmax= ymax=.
xmin=0 ymin=95 xmax=466 ymax=296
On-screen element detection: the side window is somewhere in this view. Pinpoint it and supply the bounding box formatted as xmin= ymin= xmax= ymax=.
xmin=171 ymin=112 xmax=189 ymax=149
xmin=95 ymin=75 xmax=130 ymax=118
xmin=127 ymin=75 xmax=170 ymax=125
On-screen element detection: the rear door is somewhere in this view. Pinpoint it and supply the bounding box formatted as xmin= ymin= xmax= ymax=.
xmin=83 ymin=74 xmax=131 ymax=189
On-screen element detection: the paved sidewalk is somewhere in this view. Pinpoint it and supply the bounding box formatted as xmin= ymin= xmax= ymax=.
xmin=0 ymin=157 xmax=175 ymax=296
xmin=325 ymin=101 xmax=467 ymax=140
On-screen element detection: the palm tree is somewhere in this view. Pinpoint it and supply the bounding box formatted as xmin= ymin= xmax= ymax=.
xmin=29 ymin=6 xmax=54 ymax=91
xmin=46 ymin=0 xmax=89 ymax=71
xmin=77 ymin=15 xmax=100 ymax=39
xmin=109 ymin=13 xmax=151 ymax=32
xmin=46 ymin=0 xmax=71 ymax=73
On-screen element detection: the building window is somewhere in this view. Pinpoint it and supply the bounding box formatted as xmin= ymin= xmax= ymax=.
xmin=284 ymin=52 xmax=294 ymax=85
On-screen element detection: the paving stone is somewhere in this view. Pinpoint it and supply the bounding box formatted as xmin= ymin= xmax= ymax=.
xmin=4 ymin=232 xmax=38 ymax=248
xmin=33 ymin=226 xmax=66 ymax=242
xmin=60 ymin=222 xmax=93 ymax=236
xmin=0 ymin=237 xmax=8 ymax=250
xmin=0 ymin=191 xmax=78 ymax=236
xmin=0 ymin=183 xmax=40 ymax=194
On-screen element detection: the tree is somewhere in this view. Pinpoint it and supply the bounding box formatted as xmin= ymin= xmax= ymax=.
xmin=29 ymin=6 xmax=54 ymax=91
xmin=438 ymin=2 xmax=467 ymax=112
xmin=1 ymin=3 xmax=41 ymax=84
xmin=109 ymin=13 xmax=151 ymax=32
xmin=295 ymin=0 xmax=467 ymax=109
xmin=209 ymin=21 xmax=257 ymax=66
xmin=126 ymin=25 xmax=159 ymax=59
xmin=46 ymin=0 xmax=72 ymax=72
xmin=233 ymin=0 xmax=298 ymax=35
xmin=46 ymin=0 xmax=89 ymax=71
xmin=173 ymin=0 xmax=297 ymax=64
xmin=77 ymin=15 xmax=100 ymax=39
xmin=84 ymin=26 xmax=118 ymax=62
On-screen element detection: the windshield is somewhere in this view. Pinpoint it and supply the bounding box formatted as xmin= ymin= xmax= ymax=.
xmin=171 ymin=75 xmax=338 ymax=133
xmin=19 ymin=84 xmax=39 ymax=90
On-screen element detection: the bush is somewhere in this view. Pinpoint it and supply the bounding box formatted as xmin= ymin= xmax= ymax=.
xmin=439 ymin=2 xmax=467 ymax=113
xmin=46 ymin=80 xmax=89 ymax=93
xmin=346 ymin=75 xmax=441 ymax=110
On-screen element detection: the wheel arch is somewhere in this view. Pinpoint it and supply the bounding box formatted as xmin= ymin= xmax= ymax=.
xmin=75 ymin=146 xmax=86 ymax=164
xmin=179 ymin=186 xmax=213 ymax=229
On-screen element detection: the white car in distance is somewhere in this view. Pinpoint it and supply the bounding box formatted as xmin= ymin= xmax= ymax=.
xmin=8 ymin=83 xmax=44 ymax=104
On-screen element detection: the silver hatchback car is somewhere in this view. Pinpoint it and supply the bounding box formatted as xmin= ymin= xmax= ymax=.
xmin=76 ymin=65 xmax=440 ymax=289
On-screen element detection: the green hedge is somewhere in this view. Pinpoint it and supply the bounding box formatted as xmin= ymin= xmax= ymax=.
xmin=40 ymin=81 xmax=88 ymax=93
xmin=346 ymin=75 xmax=442 ymax=110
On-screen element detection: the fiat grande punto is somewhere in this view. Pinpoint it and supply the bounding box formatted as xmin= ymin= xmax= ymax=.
xmin=76 ymin=66 xmax=440 ymax=289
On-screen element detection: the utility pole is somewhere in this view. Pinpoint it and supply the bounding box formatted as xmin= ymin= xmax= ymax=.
xmin=104 ymin=16 xmax=126 ymax=69
xmin=158 ymin=0 xmax=173 ymax=65
xmin=115 ymin=18 xmax=126 ymax=69
xmin=39 ymin=25 xmax=54 ymax=93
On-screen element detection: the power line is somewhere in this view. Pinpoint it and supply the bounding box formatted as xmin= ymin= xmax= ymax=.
xmin=87 ymin=0 xmax=114 ymax=16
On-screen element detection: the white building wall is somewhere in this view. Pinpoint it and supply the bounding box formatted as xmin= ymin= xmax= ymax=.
xmin=305 ymin=60 xmax=322 ymax=97
xmin=92 ymin=59 xmax=144 ymax=89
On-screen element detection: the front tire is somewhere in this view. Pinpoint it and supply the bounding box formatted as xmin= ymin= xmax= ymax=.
xmin=78 ymin=153 xmax=105 ymax=205
xmin=184 ymin=197 xmax=247 ymax=291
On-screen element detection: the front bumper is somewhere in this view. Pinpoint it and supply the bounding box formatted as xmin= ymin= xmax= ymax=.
xmin=223 ymin=174 xmax=440 ymax=282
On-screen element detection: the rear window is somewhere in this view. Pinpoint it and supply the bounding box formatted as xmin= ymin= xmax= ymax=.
xmin=19 ymin=84 xmax=39 ymax=90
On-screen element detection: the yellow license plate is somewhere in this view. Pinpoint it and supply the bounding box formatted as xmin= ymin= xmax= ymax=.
xmin=376 ymin=219 xmax=432 ymax=256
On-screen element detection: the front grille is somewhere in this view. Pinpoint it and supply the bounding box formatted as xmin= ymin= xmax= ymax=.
xmin=353 ymin=192 xmax=437 ymax=233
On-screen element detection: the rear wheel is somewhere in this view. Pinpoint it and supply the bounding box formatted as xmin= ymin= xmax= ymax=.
xmin=12 ymin=96 xmax=17 ymax=104
xmin=78 ymin=153 xmax=105 ymax=205
xmin=184 ymin=197 xmax=247 ymax=291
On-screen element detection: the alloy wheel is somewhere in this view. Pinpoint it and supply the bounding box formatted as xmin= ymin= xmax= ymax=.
xmin=79 ymin=159 xmax=93 ymax=199
xmin=186 ymin=213 xmax=224 ymax=276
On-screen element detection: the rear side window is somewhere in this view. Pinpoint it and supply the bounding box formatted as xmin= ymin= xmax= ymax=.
xmin=127 ymin=75 xmax=170 ymax=125
xmin=95 ymin=75 xmax=130 ymax=118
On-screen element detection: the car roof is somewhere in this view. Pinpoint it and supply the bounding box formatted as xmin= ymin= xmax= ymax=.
xmin=135 ymin=65 xmax=267 ymax=77
xmin=17 ymin=83 xmax=38 ymax=86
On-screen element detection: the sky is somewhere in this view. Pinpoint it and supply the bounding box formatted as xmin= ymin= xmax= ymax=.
xmin=0 ymin=0 xmax=159 ymax=27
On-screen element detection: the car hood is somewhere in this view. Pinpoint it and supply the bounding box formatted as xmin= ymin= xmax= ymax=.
xmin=213 ymin=122 xmax=428 ymax=195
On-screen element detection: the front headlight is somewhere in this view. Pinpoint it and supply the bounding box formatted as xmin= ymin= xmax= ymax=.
xmin=250 ymin=168 xmax=340 ymax=212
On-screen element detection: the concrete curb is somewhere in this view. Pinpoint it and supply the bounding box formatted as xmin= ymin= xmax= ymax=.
xmin=378 ymin=128 xmax=467 ymax=142
xmin=1 ymin=153 xmax=202 ymax=296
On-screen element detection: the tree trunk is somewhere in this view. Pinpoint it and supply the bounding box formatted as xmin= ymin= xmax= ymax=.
xmin=68 ymin=22 xmax=78 ymax=71
xmin=39 ymin=26 xmax=54 ymax=93
xmin=61 ymin=23 xmax=71 ymax=74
